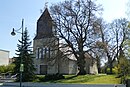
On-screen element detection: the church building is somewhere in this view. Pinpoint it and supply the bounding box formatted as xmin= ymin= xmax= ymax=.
xmin=33 ymin=8 xmax=98 ymax=75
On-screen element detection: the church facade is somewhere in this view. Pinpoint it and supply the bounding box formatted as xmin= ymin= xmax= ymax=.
xmin=33 ymin=8 xmax=98 ymax=75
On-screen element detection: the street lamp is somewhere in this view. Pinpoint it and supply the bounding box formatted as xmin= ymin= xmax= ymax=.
xmin=11 ymin=19 xmax=24 ymax=87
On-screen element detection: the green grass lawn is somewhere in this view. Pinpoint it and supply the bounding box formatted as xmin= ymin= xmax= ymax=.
xmin=45 ymin=75 xmax=121 ymax=84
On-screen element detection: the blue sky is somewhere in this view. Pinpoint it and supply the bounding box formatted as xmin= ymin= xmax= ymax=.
xmin=0 ymin=0 xmax=128 ymax=58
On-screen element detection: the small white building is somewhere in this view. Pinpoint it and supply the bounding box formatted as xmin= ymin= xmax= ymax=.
xmin=0 ymin=49 xmax=9 ymax=65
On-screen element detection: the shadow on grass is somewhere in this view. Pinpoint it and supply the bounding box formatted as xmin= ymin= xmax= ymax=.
xmin=38 ymin=74 xmax=65 ymax=82
xmin=64 ymin=75 xmax=78 ymax=80
xmin=49 ymin=75 xmax=78 ymax=83
xmin=39 ymin=75 xmax=78 ymax=83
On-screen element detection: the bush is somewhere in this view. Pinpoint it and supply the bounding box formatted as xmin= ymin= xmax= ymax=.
xmin=39 ymin=74 xmax=65 ymax=82
xmin=106 ymin=68 xmax=118 ymax=74
xmin=112 ymin=66 xmax=119 ymax=74
xmin=38 ymin=76 xmax=45 ymax=81
xmin=0 ymin=64 xmax=15 ymax=74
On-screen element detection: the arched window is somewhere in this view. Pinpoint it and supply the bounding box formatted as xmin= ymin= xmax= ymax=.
xmin=36 ymin=47 xmax=39 ymax=59
xmin=36 ymin=47 xmax=53 ymax=59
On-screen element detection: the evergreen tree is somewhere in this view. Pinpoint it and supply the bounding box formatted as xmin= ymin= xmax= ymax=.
xmin=13 ymin=28 xmax=35 ymax=82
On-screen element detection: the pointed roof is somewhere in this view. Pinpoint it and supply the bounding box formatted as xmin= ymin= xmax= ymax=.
xmin=34 ymin=8 xmax=53 ymax=39
xmin=38 ymin=8 xmax=52 ymax=22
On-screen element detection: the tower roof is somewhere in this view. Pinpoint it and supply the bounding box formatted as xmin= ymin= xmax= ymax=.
xmin=38 ymin=8 xmax=52 ymax=22
xmin=34 ymin=8 xmax=53 ymax=39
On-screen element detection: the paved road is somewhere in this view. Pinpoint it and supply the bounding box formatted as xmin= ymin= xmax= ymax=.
xmin=0 ymin=82 xmax=126 ymax=87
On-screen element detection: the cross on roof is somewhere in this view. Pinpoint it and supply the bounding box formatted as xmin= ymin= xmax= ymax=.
xmin=45 ymin=2 xmax=48 ymax=8
xmin=40 ymin=1 xmax=49 ymax=14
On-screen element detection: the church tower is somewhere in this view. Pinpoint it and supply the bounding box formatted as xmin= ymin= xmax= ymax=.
xmin=33 ymin=8 xmax=59 ymax=75
xmin=34 ymin=8 xmax=54 ymax=39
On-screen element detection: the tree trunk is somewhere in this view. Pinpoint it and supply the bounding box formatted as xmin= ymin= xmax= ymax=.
xmin=107 ymin=53 xmax=113 ymax=74
xmin=96 ymin=56 xmax=101 ymax=73
xmin=77 ymin=53 xmax=86 ymax=75
xmin=107 ymin=60 xmax=113 ymax=74
xmin=78 ymin=64 xmax=86 ymax=75
xmin=109 ymin=62 xmax=113 ymax=74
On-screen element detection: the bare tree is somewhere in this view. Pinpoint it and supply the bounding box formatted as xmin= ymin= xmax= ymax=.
xmin=108 ymin=18 xmax=129 ymax=73
xmin=90 ymin=18 xmax=129 ymax=74
xmin=89 ymin=18 xmax=107 ymax=73
xmin=50 ymin=0 xmax=102 ymax=75
xmin=96 ymin=18 xmax=129 ymax=74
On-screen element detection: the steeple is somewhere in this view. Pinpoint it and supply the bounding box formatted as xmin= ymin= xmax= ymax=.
xmin=34 ymin=8 xmax=53 ymax=39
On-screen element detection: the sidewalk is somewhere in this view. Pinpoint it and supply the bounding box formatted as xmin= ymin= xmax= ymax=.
xmin=3 ymin=82 xmax=46 ymax=87
xmin=3 ymin=82 xmax=126 ymax=87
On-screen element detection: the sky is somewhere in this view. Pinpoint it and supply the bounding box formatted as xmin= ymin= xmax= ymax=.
xmin=0 ymin=0 xmax=128 ymax=58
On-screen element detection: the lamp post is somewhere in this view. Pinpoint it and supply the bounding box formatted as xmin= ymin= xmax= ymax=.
xmin=11 ymin=19 xmax=24 ymax=87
